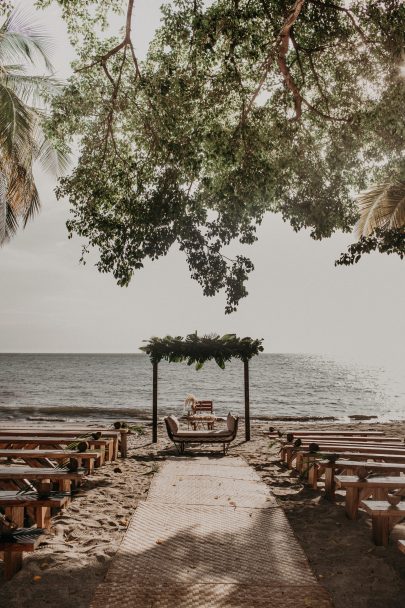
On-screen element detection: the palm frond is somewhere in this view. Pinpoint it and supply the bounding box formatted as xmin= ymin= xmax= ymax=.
xmin=0 ymin=81 xmax=33 ymax=157
xmin=36 ymin=134 xmax=71 ymax=175
xmin=5 ymin=199 xmax=18 ymax=240
xmin=2 ymin=71 xmax=63 ymax=105
xmin=0 ymin=6 xmax=54 ymax=71
xmin=356 ymin=181 xmax=405 ymax=237
xmin=0 ymin=171 xmax=6 ymax=244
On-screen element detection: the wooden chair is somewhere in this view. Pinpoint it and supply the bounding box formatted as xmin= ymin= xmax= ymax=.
xmin=193 ymin=400 xmax=214 ymax=414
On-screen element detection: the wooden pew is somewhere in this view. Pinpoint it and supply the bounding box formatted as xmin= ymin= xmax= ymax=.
xmin=268 ymin=430 xmax=385 ymax=436
xmin=0 ymin=528 xmax=43 ymax=580
xmin=335 ymin=475 xmax=405 ymax=519
xmin=0 ymin=436 xmax=113 ymax=463
xmin=316 ymin=458 xmax=405 ymax=498
xmin=0 ymin=490 xmax=69 ymax=529
xmin=361 ymin=500 xmax=405 ymax=546
xmin=283 ymin=443 xmax=405 ymax=469
xmin=0 ymin=466 xmax=85 ymax=494
xmin=0 ymin=428 xmax=130 ymax=458
xmin=0 ymin=449 xmax=100 ymax=473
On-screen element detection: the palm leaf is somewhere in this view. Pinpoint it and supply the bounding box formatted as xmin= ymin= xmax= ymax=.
xmin=0 ymin=171 xmax=6 ymax=244
xmin=0 ymin=81 xmax=33 ymax=157
xmin=2 ymin=71 xmax=63 ymax=105
xmin=356 ymin=181 xmax=405 ymax=237
xmin=0 ymin=6 xmax=54 ymax=71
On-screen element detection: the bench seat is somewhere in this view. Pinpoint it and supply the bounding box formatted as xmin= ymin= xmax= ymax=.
xmin=0 ymin=528 xmax=44 ymax=580
xmin=361 ymin=500 xmax=405 ymax=546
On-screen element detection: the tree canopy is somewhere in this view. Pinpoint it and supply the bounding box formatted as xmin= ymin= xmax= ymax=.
xmin=140 ymin=333 xmax=264 ymax=368
xmin=37 ymin=0 xmax=405 ymax=311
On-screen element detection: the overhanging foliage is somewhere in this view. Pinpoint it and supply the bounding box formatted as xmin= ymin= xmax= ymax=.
xmin=140 ymin=333 xmax=264 ymax=368
xmin=37 ymin=0 xmax=405 ymax=310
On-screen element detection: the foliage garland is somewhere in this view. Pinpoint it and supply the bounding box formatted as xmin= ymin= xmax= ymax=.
xmin=140 ymin=333 xmax=263 ymax=368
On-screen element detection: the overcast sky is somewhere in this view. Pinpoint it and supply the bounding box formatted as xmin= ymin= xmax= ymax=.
xmin=0 ymin=0 xmax=404 ymax=363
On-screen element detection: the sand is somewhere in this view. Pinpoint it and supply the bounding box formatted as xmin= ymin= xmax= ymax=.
xmin=1 ymin=420 xmax=405 ymax=608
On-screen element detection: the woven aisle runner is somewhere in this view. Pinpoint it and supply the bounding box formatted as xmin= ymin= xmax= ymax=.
xmin=90 ymin=456 xmax=332 ymax=608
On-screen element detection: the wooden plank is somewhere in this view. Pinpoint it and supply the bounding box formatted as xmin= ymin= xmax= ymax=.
xmin=0 ymin=427 xmax=129 ymax=457
xmin=0 ymin=437 xmax=113 ymax=461
xmin=336 ymin=475 xmax=405 ymax=488
xmin=0 ymin=466 xmax=84 ymax=480
xmin=281 ymin=436 xmax=403 ymax=443
xmin=361 ymin=500 xmax=405 ymax=516
xmin=268 ymin=430 xmax=385 ymax=436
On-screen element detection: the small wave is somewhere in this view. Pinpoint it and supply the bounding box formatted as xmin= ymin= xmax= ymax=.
xmin=0 ymin=404 xmax=152 ymax=420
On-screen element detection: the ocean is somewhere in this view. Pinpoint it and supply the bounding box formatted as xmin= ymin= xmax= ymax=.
xmin=0 ymin=353 xmax=404 ymax=424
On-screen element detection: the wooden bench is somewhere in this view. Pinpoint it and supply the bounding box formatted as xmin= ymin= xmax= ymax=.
xmin=268 ymin=430 xmax=385 ymax=437
xmin=0 ymin=449 xmax=101 ymax=473
xmin=0 ymin=490 xmax=69 ymax=529
xmin=0 ymin=427 xmax=130 ymax=458
xmin=285 ymin=443 xmax=405 ymax=470
xmin=0 ymin=466 xmax=85 ymax=494
xmin=0 ymin=436 xmax=113 ymax=463
xmin=316 ymin=458 xmax=405 ymax=498
xmin=335 ymin=475 xmax=405 ymax=519
xmin=0 ymin=528 xmax=44 ymax=580
xmin=361 ymin=500 xmax=405 ymax=546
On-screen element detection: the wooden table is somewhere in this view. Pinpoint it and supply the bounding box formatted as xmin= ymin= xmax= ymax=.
xmin=0 ymin=427 xmax=130 ymax=458
xmin=361 ymin=500 xmax=405 ymax=546
xmin=0 ymin=449 xmax=101 ymax=473
xmin=0 ymin=436 xmax=113 ymax=463
xmin=186 ymin=415 xmax=218 ymax=430
xmin=335 ymin=475 xmax=405 ymax=519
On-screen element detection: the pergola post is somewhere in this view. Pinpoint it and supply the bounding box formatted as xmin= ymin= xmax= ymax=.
xmin=244 ymin=360 xmax=250 ymax=441
xmin=152 ymin=361 xmax=158 ymax=443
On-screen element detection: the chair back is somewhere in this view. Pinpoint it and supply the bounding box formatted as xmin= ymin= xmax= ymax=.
xmin=194 ymin=400 xmax=213 ymax=414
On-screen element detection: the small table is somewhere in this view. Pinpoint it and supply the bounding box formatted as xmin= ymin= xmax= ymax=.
xmin=186 ymin=414 xmax=217 ymax=431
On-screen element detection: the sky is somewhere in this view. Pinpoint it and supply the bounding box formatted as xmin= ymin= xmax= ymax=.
xmin=0 ymin=0 xmax=404 ymax=363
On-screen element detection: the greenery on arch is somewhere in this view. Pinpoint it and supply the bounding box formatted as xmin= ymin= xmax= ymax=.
xmin=140 ymin=333 xmax=264 ymax=369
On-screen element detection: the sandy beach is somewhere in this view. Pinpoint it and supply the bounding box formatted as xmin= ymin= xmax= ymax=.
xmin=1 ymin=420 xmax=405 ymax=608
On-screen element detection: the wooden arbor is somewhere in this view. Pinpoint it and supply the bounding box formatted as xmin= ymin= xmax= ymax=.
xmin=140 ymin=333 xmax=263 ymax=443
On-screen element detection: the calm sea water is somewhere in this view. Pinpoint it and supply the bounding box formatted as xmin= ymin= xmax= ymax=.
xmin=0 ymin=353 xmax=404 ymax=423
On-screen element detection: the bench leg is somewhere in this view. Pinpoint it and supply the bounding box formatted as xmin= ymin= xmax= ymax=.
xmin=345 ymin=487 xmax=360 ymax=520
xmin=120 ymin=432 xmax=128 ymax=458
xmin=324 ymin=466 xmax=335 ymax=501
xmin=36 ymin=506 xmax=51 ymax=529
xmin=58 ymin=479 xmax=71 ymax=493
xmin=4 ymin=550 xmax=22 ymax=581
xmin=308 ymin=464 xmax=318 ymax=489
xmin=372 ymin=516 xmax=390 ymax=546
xmin=4 ymin=506 xmax=24 ymax=527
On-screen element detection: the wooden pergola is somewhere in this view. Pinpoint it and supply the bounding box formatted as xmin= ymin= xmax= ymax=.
xmin=140 ymin=333 xmax=263 ymax=443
